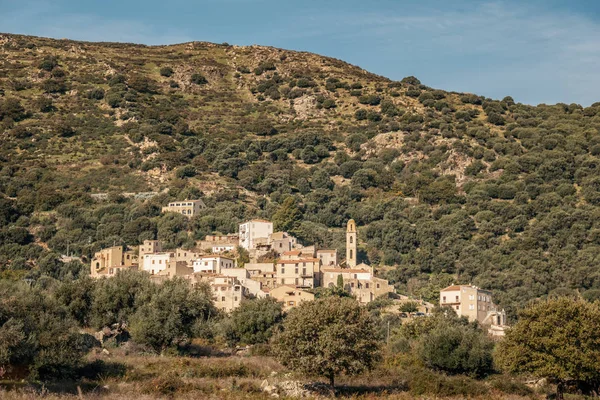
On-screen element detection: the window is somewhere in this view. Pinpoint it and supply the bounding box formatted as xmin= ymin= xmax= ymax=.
xmin=456 ymin=305 xmax=459 ymax=310
xmin=469 ymin=294 xmax=474 ymax=300
xmin=377 ymin=284 xmax=380 ymax=289
xmin=455 ymin=295 xmax=459 ymax=302
xmin=443 ymin=296 xmax=446 ymax=302
xmin=295 ymin=267 xmax=298 ymax=274
xmin=221 ymin=297 xmax=225 ymax=302
xmin=351 ymin=283 xmax=354 ymax=288
xmin=302 ymin=268 xmax=306 ymax=276
xmin=234 ymin=297 xmax=238 ymax=301
xmin=350 ymin=249 xmax=353 ymax=259
xmin=288 ymin=301 xmax=295 ymax=306
xmin=279 ymin=243 xmax=282 ymax=248
xmin=152 ymin=260 xmax=155 ymax=264
xmin=365 ymin=283 xmax=369 ymax=289
xmin=281 ymin=267 xmax=285 ymax=274
xmin=350 ymin=236 xmax=353 ymax=244
xmin=469 ymin=304 xmax=474 ymax=310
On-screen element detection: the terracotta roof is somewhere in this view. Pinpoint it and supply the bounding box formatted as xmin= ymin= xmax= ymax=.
xmin=278 ymin=258 xmax=320 ymax=264
xmin=441 ymin=285 xmax=463 ymax=291
xmin=283 ymin=250 xmax=302 ymax=255
xmin=322 ymin=268 xmax=370 ymax=273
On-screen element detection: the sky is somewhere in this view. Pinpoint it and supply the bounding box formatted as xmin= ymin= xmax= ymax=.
xmin=1 ymin=0 xmax=599 ymax=106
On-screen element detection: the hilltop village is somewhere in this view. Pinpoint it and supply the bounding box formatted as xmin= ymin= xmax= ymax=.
xmin=90 ymin=199 xmax=507 ymax=334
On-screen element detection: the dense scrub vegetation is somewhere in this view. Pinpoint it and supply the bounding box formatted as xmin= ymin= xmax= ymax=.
xmin=1 ymin=33 xmax=600 ymax=319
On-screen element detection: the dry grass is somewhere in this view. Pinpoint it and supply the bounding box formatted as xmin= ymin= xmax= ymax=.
xmin=0 ymin=351 xmax=546 ymax=399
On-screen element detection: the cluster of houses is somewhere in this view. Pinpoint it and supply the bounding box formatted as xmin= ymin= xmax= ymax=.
xmin=89 ymin=200 xmax=507 ymax=335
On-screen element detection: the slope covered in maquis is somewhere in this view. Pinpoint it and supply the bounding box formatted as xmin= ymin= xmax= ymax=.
xmin=2 ymin=33 xmax=600 ymax=315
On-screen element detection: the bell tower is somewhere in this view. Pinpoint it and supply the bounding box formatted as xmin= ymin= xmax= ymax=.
xmin=346 ymin=219 xmax=357 ymax=268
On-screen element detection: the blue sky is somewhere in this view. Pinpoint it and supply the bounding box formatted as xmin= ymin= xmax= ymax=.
xmin=2 ymin=0 xmax=599 ymax=106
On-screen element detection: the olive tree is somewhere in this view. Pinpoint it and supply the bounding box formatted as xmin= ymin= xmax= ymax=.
xmin=496 ymin=297 xmax=600 ymax=399
xmin=272 ymin=297 xmax=379 ymax=387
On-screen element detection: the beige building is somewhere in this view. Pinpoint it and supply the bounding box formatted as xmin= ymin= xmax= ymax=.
xmin=174 ymin=248 xmax=202 ymax=265
xmin=192 ymin=255 xmax=235 ymax=274
xmin=139 ymin=240 xmax=162 ymax=258
xmin=316 ymin=249 xmax=338 ymax=267
xmin=239 ymin=219 xmax=273 ymax=250
xmin=321 ymin=265 xmax=394 ymax=304
xmin=269 ymin=285 xmax=315 ymax=311
xmin=440 ymin=285 xmax=507 ymax=329
xmin=276 ymin=258 xmax=320 ymax=288
xmin=161 ymin=199 xmax=206 ymax=218
xmin=269 ymin=231 xmax=297 ymax=254
xmin=188 ymin=274 xmax=244 ymax=312
xmin=346 ymin=219 xmax=357 ymax=267
xmin=151 ymin=261 xmax=194 ymax=282
xmin=90 ymin=246 xmax=138 ymax=278
xmin=197 ymin=234 xmax=238 ymax=251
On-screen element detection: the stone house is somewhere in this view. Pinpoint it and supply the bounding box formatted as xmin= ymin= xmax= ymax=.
xmin=161 ymin=199 xmax=206 ymax=218
xmin=239 ymin=219 xmax=273 ymax=250
xmin=192 ymin=255 xmax=235 ymax=274
xmin=269 ymin=285 xmax=315 ymax=311
xmin=439 ymin=285 xmax=507 ymax=330
xmin=321 ymin=265 xmax=394 ymax=304
xmin=90 ymin=246 xmax=138 ymax=278
xmin=316 ymin=249 xmax=338 ymax=267
xmin=276 ymin=258 xmax=320 ymax=288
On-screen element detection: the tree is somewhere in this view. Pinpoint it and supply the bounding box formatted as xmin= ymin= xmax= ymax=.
xmin=129 ymin=279 xmax=215 ymax=353
xmin=225 ymin=297 xmax=284 ymax=345
xmin=496 ymin=297 xmax=600 ymax=399
xmin=272 ymin=297 xmax=379 ymax=387
xmin=90 ymin=270 xmax=154 ymax=329
xmin=336 ymin=274 xmax=344 ymax=289
xmin=272 ymin=197 xmax=303 ymax=235
xmin=0 ymin=282 xmax=90 ymax=380
xmin=399 ymin=301 xmax=419 ymax=313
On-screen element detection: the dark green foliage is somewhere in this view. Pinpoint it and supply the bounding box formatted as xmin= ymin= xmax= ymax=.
xmin=224 ymin=297 xmax=284 ymax=345
xmin=160 ymin=66 xmax=174 ymax=77
xmin=0 ymin=98 xmax=26 ymax=121
xmin=393 ymin=310 xmax=494 ymax=378
xmin=191 ymin=73 xmax=208 ymax=85
xmin=359 ymin=94 xmax=381 ymax=106
xmin=496 ymin=298 xmax=600 ymax=398
xmin=0 ymin=282 xmax=90 ymax=380
xmin=38 ymin=55 xmax=59 ymax=71
xmin=272 ymin=297 xmax=380 ymax=387
xmin=129 ymin=279 xmax=215 ymax=353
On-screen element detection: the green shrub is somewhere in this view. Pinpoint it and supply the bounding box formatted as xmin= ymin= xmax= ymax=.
xmin=191 ymin=73 xmax=208 ymax=85
xmin=160 ymin=66 xmax=174 ymax=77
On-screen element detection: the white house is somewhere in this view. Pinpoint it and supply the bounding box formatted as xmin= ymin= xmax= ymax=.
xmin=141 ymin=252 xmax=175 ymax=275
xmin=192 ymin=256 xmax=235 ymax=274
xmin=239 ymin=219 xmax=273 ymax=250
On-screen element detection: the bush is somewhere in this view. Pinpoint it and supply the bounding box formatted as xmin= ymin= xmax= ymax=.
xmin=359 ymin=94 xmax=381 ymax=106
xmin=224 ymin=298 xmax=284 ymax=346
xmin=160 ymin=66 xmax=174 ymax=77
xmin=191 ymin=73 xmax=208 ymax=85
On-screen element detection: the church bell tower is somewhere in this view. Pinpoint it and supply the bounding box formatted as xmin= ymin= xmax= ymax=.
xmin=346 ymin=219 xmax=357 ymax=268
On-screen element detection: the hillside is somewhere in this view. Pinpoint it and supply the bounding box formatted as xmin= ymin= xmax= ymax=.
xmin=2 ymin=33 xmax=600 ymax=315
